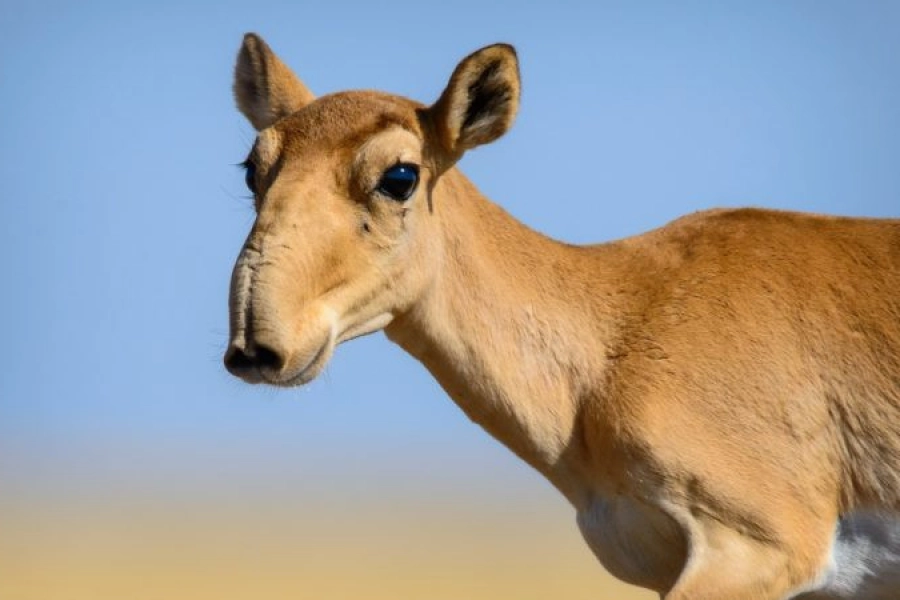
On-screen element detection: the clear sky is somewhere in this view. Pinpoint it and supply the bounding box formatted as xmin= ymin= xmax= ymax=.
xmin=1 ymin=2 xmax=899 ymax=599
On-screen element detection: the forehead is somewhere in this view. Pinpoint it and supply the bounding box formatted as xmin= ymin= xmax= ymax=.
xmin=270 ymin=91 xmax=425 ymax=158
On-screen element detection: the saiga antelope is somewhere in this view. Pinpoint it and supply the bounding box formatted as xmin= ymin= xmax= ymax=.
xmin=223 ymin=33 xmax=900 ymax=599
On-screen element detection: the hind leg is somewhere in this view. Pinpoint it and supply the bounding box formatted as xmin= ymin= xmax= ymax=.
xmin=663 ymin=514 xmax=832 ymax=600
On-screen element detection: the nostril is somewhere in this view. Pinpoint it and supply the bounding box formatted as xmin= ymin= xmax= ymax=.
xmin=255 ymin=344 xmax=285 ymax=371
xmin=224 ymin=343 xmax=285 ymax=376
xmin=224 ymin=347 xmax=255 ymax=373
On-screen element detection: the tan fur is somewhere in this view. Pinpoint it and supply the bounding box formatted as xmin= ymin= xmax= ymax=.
xmin=224 ymin=34 xmax=900 ymax=599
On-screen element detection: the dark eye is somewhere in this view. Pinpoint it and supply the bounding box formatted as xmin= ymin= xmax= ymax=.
xmin=376 ymin=164 xmax=419 ymax=201
xmin=243 ymin=160 xmax=257 ymax=195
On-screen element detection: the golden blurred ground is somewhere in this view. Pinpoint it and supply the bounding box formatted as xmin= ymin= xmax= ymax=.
xmin=1 ymin=493 xmax=653 ymax=600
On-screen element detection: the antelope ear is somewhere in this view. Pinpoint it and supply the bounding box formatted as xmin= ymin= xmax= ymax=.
xmin=430 ymin=44 xmax=520 ymax=160
xmin=233 ymin=33 xmax=315 ymax=131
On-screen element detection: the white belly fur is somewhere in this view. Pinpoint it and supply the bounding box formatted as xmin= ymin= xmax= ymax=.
xmin=793 ymin=512 xmax=900 ymax=599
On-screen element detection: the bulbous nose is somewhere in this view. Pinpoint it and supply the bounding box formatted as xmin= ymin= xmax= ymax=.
xmin=224 ymin=342 xmax=285 ymax=377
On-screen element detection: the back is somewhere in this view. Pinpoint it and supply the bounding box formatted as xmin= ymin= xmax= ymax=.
xmin=609 ymin=208 xmax=900 ymax=508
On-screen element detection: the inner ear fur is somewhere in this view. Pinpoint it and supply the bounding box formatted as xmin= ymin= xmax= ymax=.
xmin=234 ymin=33 xmax=316 ymax=131
xmin=429 ymin=44 xmax=521 ymax=162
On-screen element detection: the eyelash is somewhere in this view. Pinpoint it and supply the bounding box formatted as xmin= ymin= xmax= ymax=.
xmin=242 ymin=159 xmax=258 ymax=195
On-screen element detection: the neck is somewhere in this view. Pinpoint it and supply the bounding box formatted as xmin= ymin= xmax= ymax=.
xmin=385 ymin=170 xmax=624 ymax=506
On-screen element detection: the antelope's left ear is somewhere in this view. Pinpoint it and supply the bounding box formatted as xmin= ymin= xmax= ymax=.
xmin=429 ymin=44 xmax=520 ymax=160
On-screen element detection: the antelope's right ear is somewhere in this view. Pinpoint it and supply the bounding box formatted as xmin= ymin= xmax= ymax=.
xmin=233 ymin=33 xmax=315 ymax=131
xmin=429 ymin=44 xmax=520 ymax=163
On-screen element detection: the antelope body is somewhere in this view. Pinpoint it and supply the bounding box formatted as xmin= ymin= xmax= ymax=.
xmin=223 ymin=34 xmax=900 ymax=598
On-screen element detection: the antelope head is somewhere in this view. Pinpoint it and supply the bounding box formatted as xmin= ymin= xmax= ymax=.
xmin=224 ymin=34 xmax=520 ymax=386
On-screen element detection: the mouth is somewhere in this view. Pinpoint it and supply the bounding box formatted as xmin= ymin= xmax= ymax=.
xmin=273 ymin=312 xmax=392 ymax=386
xmin=224 ymin=325 xmax=336 ymax=388
xmin=225 ymin=310 xmax=393 ymax=388
xmin=269 ymin=333 xmax=336 ymax=387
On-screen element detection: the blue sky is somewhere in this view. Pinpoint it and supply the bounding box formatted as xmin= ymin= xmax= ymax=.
xmin=1 ymin=1 xmax=899 ymax=596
